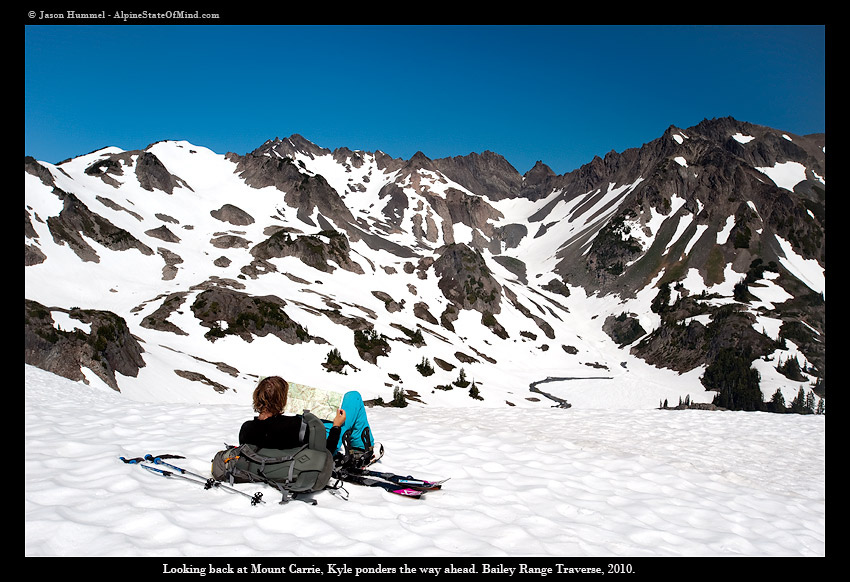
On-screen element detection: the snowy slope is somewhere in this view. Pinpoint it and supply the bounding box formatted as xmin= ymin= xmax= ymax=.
xmin=25 ymin=364 xmax=824 ymax=557
xmin=25 ymin=135 xmax=824 ymax=411
xmin=24 ymin=139 xmax=711 ymax=409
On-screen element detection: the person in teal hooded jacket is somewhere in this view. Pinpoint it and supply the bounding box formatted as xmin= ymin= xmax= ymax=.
xmin=239 ymin=376 xmax=375 ymax=459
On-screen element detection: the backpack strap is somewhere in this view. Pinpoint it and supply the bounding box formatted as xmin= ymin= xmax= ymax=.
xmin=299 ymin=416 xmax=308 ymax=443
xmin=238 ymin=444 xmax=307 ymax=466
xmin=236 ymin=444 xmax=313 ymax=504
xmin=301 ymin=411 xmax=327 ymax=450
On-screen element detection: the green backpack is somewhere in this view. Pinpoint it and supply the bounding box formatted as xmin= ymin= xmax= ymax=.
xmin=211 ymin=411 xmax=334 ymax=504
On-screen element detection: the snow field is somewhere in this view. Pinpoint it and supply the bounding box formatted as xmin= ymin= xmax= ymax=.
xmin=25 ymin=365 xmax=824 ymax=558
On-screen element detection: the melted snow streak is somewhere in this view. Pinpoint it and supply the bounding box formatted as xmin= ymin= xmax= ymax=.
xmin=25 ymin=366 xmax=824 ymax=558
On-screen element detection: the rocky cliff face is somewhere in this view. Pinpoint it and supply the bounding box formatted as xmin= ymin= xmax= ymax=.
xmin=23 ymin=118 xmax=825 ymax=406
xmin=25 ymin=299 xmax=145 ymax=391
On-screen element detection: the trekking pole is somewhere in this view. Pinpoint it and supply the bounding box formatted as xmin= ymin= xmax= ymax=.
xmin=121 ymin=455 xmax=213 ymax=487
xmin=144 ymin=454 xmax=265 ymax=506
xmin=144 ymin=454 xmax=208 ymax=480
xmin=119 ymin=455 xmax=265 ymax=505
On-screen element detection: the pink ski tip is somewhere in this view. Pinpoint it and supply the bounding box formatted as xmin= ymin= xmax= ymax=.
xmin=394 ymin=488 xmax=421 ymax=497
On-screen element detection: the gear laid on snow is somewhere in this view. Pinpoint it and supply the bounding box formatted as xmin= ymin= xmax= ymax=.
xmin=330 ymin=439 xmax=446 ymax=499
xmin=122 ymin=402 xmax=446 ymax=506
xmin=212 ymin=410 xmax=336 ymax=505
xmin=120 ymin=454 xmax=265 ymax=505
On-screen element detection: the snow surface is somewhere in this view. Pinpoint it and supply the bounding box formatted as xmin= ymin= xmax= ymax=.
xmin=25 ymin=364 xmax=824 ymax=558
xmin=756 ymin=161 xmax=809 ymax=192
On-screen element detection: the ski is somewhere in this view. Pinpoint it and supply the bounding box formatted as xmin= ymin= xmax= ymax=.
xmin=119 ymin=454 xmax=265 ymax=505
xmin=335 ymin=473 xmax=424 ymax=499
xmin=346 ymin=468 xmax=447 ymax=491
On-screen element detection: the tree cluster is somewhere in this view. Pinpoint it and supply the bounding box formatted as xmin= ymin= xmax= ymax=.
xmin=700 ymin=347 xmax=824 ymax=414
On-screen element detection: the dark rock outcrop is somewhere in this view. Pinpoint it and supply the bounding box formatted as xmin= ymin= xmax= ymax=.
xmin=25 ymin=299 xmax=146 ymax=391
xmin=229 ymin=149 xmax=357 ymax=231
xmin=210 ymin=204 xmax=255 ymax=226
xmin=190 ymin=287 xmax=314 ymax=344
xmin=249 ymin=228 xmax=364 ymax=274
xmin=433 ymin=243 xmax=502 ymax=315
xmin=82 ymin=148 xmax=192 ymax=194
xmin=47 ymin=189 xmax=154 ymax=262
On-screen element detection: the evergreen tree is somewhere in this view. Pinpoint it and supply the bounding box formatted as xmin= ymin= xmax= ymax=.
xmin=790 ymin=387 xmax=807 ymax=414
xmin=415 ymin=357 xmax=435 ymax=377
xmin=805 ymin=390 xmax=816 ymax=414
xmin=324 ymin=348 xmax=348 ymax=373
xmin=410 ymin=328 xmax=424 ymax=346
xmin=391 ymin=386 xmax=408 ymax=408
xmin=768 ymin=388 xmax=786 ymax=413
xmin=776 ymin=356 xmax=806 ymax=381
xmin=703 ymin=348 xmax=764 ymax=411
xmin=454 ymin=368 xmax=470 ymax=388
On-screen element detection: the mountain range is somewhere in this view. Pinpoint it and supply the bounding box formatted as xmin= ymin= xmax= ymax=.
xmin=24 ymin=117 xmax=826 ymax=411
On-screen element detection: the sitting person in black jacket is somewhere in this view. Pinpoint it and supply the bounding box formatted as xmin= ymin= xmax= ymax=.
xmin=239 ymin=376 xmax=345 ymax=453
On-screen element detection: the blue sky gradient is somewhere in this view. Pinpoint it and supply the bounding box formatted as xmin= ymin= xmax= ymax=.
xmin=25 ymin=25 xmax=825 ymax=175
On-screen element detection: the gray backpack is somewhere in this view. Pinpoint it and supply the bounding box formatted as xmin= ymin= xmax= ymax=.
xmin=211 ymin=411 xmax=334 ymax=504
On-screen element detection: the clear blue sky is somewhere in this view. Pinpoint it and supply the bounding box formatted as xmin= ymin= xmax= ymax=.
xmin=25 ymin=25 xmax=825 ymax=175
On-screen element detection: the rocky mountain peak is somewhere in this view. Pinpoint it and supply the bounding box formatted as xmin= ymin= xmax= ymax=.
xmin=252 ymin=133 xmax=330 ymax=160
xmin=431 ymin=150 xmax=522 ymax=202
xmin=524 ymin=160 xmax=555 ymax=181
xmin=406 ymin=151 xmax=438 ymax=173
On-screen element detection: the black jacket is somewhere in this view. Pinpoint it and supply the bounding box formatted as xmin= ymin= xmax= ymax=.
xmin=239 ymin=414 xmax=340 ymax=453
